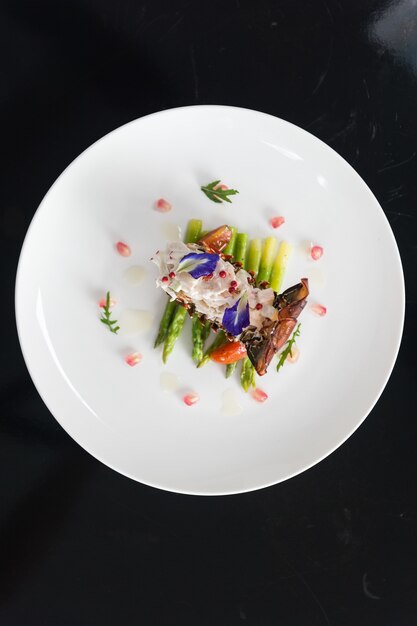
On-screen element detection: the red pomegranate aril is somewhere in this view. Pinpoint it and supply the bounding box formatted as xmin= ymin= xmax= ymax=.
xmin=311 ymin=245 xmax=324 ymax=260
xmin=155 ymin=198 xmax=172 ymax=212
xmin=270 ymin=216 xmax=285 ymax=229
xmin=251 ymin=388 xmax=268 ymax=403
xmin=169 ymin=271 xmax=176 ymax=279
xmin=255 ymin=303 xmax=263 ymax=310
xmin=125 ymin=352 xmax=142 ymax=367
xmin=310 ymin=303 xmax=327 ymax=317
xmin=183 ymin=392 xmax=199 ymax=406
xmin=161 ymin=276 xmax=169 ymax=283
xmin=116 ymin=241 xmax=131 ymax=257
xmin=230 ymin=280 xmax=238 ymax=288
xmin=228 ymin=286 xmax=236 ymax=294
xmin=203 ymin=273 xmax=214 ymax=281
xmin=219 ymin=270 xmax=227 ymax=278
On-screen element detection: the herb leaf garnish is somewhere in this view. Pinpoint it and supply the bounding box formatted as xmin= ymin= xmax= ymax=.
xmin=100 ymin=291 xmax=120 ymax=334
xmin=276 ymin=323 xmax=301 ymax=372
xmin=201 ymin=180 xmax=239 ymax=204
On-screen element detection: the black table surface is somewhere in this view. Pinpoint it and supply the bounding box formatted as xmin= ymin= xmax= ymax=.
xmin=1 ymin=1 xmax=417 ymax=624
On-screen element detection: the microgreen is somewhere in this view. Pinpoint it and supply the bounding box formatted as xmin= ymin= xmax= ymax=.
xmin=100 ymin=291 xmax=120 ymax=334
xmin=201 ymin=180 xmax=239 ymax=204
xmin=276 ymin=323 xmax=301 ymax=372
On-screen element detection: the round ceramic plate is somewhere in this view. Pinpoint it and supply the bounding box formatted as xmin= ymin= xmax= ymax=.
xmin=16 ymin=106 xmax=404 ymax=495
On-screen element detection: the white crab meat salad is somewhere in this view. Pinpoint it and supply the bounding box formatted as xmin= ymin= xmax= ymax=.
xmin=151 ymin=241 xmax=276 ymax=336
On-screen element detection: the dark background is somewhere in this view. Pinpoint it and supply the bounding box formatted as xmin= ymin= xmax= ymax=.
xmin=1 ymin=0 xmax=417 ymax=624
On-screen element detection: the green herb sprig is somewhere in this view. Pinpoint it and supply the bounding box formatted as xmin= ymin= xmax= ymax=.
xmin=201 ymin=180 xmax=239 ymax=204
xmin=100 ymin=291 xmax=120 ymax=334
xmin=276 ymin=323 xmax=301 ymax=372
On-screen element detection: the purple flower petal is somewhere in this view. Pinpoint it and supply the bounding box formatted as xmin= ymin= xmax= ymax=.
xmin=222 ymin=293 xmax=250 ymax=336
xmin=177 ymin=252 xmax=219 ymax=279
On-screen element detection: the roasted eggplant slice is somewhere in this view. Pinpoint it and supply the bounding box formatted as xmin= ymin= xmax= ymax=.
xmin=242 ymin=279 xmax=309 ymax=375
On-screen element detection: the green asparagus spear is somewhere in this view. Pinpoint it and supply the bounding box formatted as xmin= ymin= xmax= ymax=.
xmin=225 ymin=362 xmax=238 ymax=378
xmin=221 ymin=231 xmax=248 ymax=377
xmin=198 ymin=331 xmax=226 ymax=368
xmin=192 ymin=316 xmax=205 ymax=363
xmin=240 ymin=356 xmax=256 ymax=392
xmin=223 ymin=226 xmax=237 ymax=256
xmin=246 ymin=238 xmax=262 ymax=277
xmin=194 ymin=319 xmax=213 ymax=366
xmin=154 ymin=300 xmax=177 ymax=347
xmin=234 ymin=233 xmax=248 ymax=265
xmin=257 ymin=236 xmax=277 ymax=284
xmin=270 ymin=241 xmax=292 ymax=293
xmin=184 ymin=219 xmax=203 ymax=245
xmin=202 ymin=320 xmax=212 ymax=342
xmin=162 ymin=306 xmax=188 ymax=363
xmin=235 ymin=238 xmax=258 ymax=386
xmin=160 ymin=219 xmax=202 ymax=361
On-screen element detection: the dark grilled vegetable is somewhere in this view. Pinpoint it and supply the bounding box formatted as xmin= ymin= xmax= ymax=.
xmin=241 ymin=279 xmax=309 ymax=376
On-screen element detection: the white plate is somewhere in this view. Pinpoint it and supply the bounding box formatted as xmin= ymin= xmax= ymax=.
xmin=15 ymin=106 xmax=404 ymax=495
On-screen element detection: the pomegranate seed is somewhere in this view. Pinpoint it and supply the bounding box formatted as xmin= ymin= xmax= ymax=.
xmin=161 ymin=276 xmax=169 ymax=283
xmin=183 ymin=392 xmax=199 ymax=406
xmin=155 ymin=198 xmax=172 ymax=212
xmin=230 ymin=280 xmax=238 ymax=288
xmin=125 ymin=352 xmax=142 ymax=367
xmin=228 ymin=286 xmax=236 ymax=294
xmin=251 ymin=388 xmax=268 ymax=403
xmin=98 ymin=296 xmax=116 ymax=308
xmin=219 ymin=270 xmax=227 ymax=278
xmin=203 ymin=273 xmax=214 ymax=281
xmin=255 ymin=303 xmax=263 ymax=310
xmin=311 ymin=245 xmax=324 ymax=260
xmin=286 ymin=345 xmax=299 ymax=363
xmin=116 ymin=241 xmax=131 ymax=257
xmin=169 ymin=271 xmax=176 ymax=279
xmin=310 ymin=303 xmax=327 ymax=317
xmin=270 ymin=216 xmax=285 ymax=229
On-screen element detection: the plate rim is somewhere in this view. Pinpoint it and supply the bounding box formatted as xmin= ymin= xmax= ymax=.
xmin=15 ymin=104 xmax=406 ymax=495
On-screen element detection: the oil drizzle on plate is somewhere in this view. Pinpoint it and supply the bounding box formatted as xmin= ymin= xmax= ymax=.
xmin=123 ymin=265 xmax=147 ymax=286
xmin=120 ymin=309 xmax=154 ymax=335
xmin=160 ymin=222 xmax=181 ymax=241
xmin=221 ymin=389 xmax=243 ymax=416
xmin=308 ymin=267 xmax=326 ymax=289
xmin=160 ymin=372 xmax=180 ymax=392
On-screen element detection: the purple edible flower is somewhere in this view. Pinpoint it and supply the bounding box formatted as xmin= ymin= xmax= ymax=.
xmin=177 ymin=252 xmax=219 ymax=279
xmin=222 ymin=293 xmax=250 ymax=336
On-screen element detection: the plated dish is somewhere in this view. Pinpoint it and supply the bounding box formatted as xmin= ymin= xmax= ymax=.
xmin=150 ymin=214 xmax=311 ymax=396
xmin=15 ymin=105 xmax=404 ymax=494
